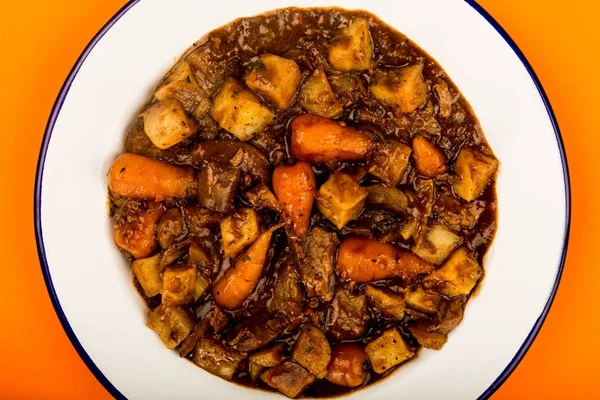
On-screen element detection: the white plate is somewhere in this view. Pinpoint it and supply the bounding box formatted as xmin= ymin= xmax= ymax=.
xmin=35 ymin=0 xmax=570 ymax=399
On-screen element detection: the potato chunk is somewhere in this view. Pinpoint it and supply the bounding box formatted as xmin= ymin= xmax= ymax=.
xmin=404 ymin=286 xmax=442 ymax=314
xmin=154 ymin=60 xmax=209 ymax=118
xmin=220 ymin=208 xmax=260 ymax=258
xmin=453 ymin=148 xmax=498 ymax=201
xmin=131 ymin=253 xmax=162 ymax=297
xmin=365 ymin=328 xmax=414 ymax=374
xmin=370 ymin=65 xmax=428 ymax=114
xmin=261 ymin=361 xmax=316 ymax=398
xmin=407 ymin=321 xmax=448 ymax=350
xmin=249 ymin=343 xmax=286 ymax=379
xmin=316 ymin=172 xmax=367 ymax=229
xmin=210 ymin=77 xmax=274 ymax=141
xmin=412 ymin=224 xmax=462 ymax=265
xmin=246 ymin=54 xmax=302 ymax=110
xmin=423 ymin=247 xmax=483 ymax=297
xmin=365 ymin=285 xmax=405 ymax=320
xmin=328 ymin=18 xmax=373 ymax=72
xmin=292 ymin=324 xmax=331 ymax=379
xmin=368 ymin=140 xmax=412 ymax=186
xmin=412 ymin=136 xmax=447 ymax=178
xmin=162 ymin=265 xmax=196 ymax=306
xmin=299 ymin=67 xmax=343 ymax=118
xmin=146 ymin=305 xmax=195 ymax=349
xmin=141 ymin=98 xmax=198 ymax=149
xmin=192 ymin=338 xmax=245 ymax=380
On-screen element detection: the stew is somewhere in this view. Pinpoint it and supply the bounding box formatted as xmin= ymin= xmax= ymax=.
xmin=107 ymin=7 xmax=498 ymax=398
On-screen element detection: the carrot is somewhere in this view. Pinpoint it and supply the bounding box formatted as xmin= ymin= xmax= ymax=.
xmin=336 ymin=236 xmax=434 ymax=283
xmin=325 ymin=344 xmax=368 ymax=388
xmin=291 ymin=114 xmax=374 ymax=163
xmin=272 ymin=161 xmax=316 ymax=239
xmin=114 ymin=202 xmax=164 ymax=259
xmin=412 ymin=136 xmax=447 ymax=178
xmin=212 ymin=223 xmax=283 ymax=309
xmin=108 ymin=153 xmax=196 ymax=201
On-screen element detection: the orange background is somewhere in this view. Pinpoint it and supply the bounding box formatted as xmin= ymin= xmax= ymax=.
xmin=0 ymin=0 xmax=597 ymax=398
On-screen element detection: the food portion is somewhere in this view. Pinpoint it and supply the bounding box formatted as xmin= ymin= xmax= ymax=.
xmin=108 ymin=7 xmax=498 ymax=398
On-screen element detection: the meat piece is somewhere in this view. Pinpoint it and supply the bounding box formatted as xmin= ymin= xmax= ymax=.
xmin=292 ymin=324 xmax=331 ymax=379
xmin=227 ymin=316 xmax=279 ymax=352
xmin=192 ymin=338 xmax=246 ymax=380
xmin=269 ymin=253 xmax=304 ymax=323
xmin=197 ymin=162 xmax=240 ymax=213
xmin=181 ymin=204 xmax=221 ymax=236
xmin=326 ymin=289 xmax=368 ymax=341
xmin=157 ymin=207 xmax=186 ymax=248
xmin=245 ymin=183 xmax=281 ymax=212
xmin=298 ymin=227 xmax=338 ymax=301
xmin=299 ymin=67 xmax=344 ymax=118
xmin=261 ymin=361 xmax=316 ymax=398
xmin=367 ymin=140 xmax=412 ymax=186
xmin=365 ymin=285 xmax=405 ymax=320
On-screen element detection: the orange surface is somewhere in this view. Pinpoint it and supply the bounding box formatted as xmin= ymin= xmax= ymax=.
xmin=0 ymin=0 xmax=597 ymax=398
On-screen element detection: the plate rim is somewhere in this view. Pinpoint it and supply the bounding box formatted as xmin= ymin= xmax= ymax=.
xmin=33 ymin=1 xmax=571 ymax=399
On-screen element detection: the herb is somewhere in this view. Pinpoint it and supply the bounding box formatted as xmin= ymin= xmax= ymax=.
xmin=384 ymin=140 xmax=392 ymax=149
xmin=242 ymin=255 xmax=251 ymax=262
xmin=247 ymin=60 xmax=266 ymax=71
xmin=305 ymin=346 xmax=314 ymax=353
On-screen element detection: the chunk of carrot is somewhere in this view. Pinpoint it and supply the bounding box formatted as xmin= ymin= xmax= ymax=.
xmin=412 ymin=136 xmax=447 ymax=178
xmin=108 ymin=153 xmax=196 ymax=201
xmin=291 ymin=114 xmax=373 ymax=164
xmin=336 ymin=236 xmax=433 ymax=283
xmin=326 ymin=344 xmax=368 ymax=388
xmin=272 ymin=161 xmax=316 ymax=240
xmin=114 ymin=202 xmax=164 ymax=259
xmin=212 ymin=223 xmax=283 ymax=310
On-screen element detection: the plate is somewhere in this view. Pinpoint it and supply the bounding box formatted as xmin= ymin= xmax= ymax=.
xmin=35 ymin=0 xmax=570 ymax=398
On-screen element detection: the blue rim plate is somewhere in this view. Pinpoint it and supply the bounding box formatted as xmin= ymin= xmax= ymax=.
xmin=34 ymin=1 xmax=571 ymax=399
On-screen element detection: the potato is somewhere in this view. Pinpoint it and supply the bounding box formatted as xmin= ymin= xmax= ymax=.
xmin=210 ymin=77 xmax=274 ymax=141
xmin=246 ymin=54 xmax=302 ymax=110
xmin=423 ymin=247 xmax=483 ymax=297
xmin=146 ymin=305 xmax=195 ymax=349
xmin=220 ymin=208 xmax=261 ymax=258
xmin=365 ymin=328 xmax=414 ymax=374
xmin=368 ymin=140 xmax=412 ymax=186
xmin=407 ymin=321 xmax=447 ymax=350
xmin=412 ymin=224 xmax=462 ymax=265
xmin=154 ymin=60 xmax=210 ymax=118
xmin=141 ymin=98 xmax=198 ymax=149
xmin=316 ymin=172 xmax=367 ymax=229
xmin=192 ymin=338 xmax=246 ymax=380
xmin=412 ymin=136 xmax=447 ymax=178
xmin=365 ymin=285 xmax=405 ymax=320
xmin=251 ymin=343 xmax=286 ymax=367
xmin=453 ymin=148 xmax=498 ymax=201
xmin=328 ymin=18 xmax=373 ymax=72
xmin=370 ymin=65 xmax=428 ymax=114
xmin=404 ymin=286 xmax=441 ymax=314
xmin=162 ymin=265 xmax=196 ymax=306
xmin=261 ymin=361 xmax=316 ymax=398
xmin=292 ymin=324 xmax=331 ymax=378
xmin=299 ymin=67 xmax=343 ymax=118
xmin=194 ymin=271 xmax=211 ymax=301
xmin=131 ymin=253 xmax=162 ymax=297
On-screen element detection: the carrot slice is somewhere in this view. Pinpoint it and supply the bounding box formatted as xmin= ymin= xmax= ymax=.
xmin=291 ymin=114 xmax=373 ymax=164
xmin=272 ymin=161 xmax=316 ymax=240
xmin=336 ymin=236 xmax=433 ymax=283
xmin=212 ymin=223 xmax=283 ymax=309
xmin=108 ymin=153 xmax=196 ymax=201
